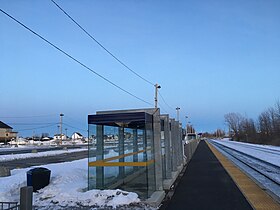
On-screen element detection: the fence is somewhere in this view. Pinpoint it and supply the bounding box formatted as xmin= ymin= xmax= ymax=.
xmin=0 ymin=202 xmax=19 ymax=210
xmin=0 ymin=186 xmax=33 ymax=210
xmin=184 ymin=139 xmax=200 ymax=163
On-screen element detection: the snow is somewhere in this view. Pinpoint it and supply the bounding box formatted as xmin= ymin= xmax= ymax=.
xmin=211 ymin=139 xmax=280 ymax=167
xmin=3 ymin=138 xmax=278 ymax=208
xmin=210 ymin=138 xmax=280 ymax=200
xmin=0 ymin=148 xmax=87 ymax=162
xmin=0 ymin=157 xmax=141 ymax=209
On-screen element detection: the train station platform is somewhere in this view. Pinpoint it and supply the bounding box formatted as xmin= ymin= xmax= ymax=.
xmin=161 ymin=140 xmax=261 ymax=210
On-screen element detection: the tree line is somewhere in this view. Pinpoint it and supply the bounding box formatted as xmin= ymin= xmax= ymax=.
xmin=224 ymin=101 xmax=280 ymax=146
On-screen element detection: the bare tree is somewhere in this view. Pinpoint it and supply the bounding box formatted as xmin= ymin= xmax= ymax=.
xmin=258 ymin=110 xmax=272 ymax=138
xmin=239 ymin=118 xmax=257 ymax=143
xmin=224 ymin=113 xmax=243 ymax=140
xmin=225 ymin=101 xmax=280 ymax=145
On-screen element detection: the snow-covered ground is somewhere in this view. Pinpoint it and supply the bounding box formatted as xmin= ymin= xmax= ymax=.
xmin=0 ymin=157 xmax=142 ymax=209
xmin=210 ymin=138 xmax=280 ymax=201
xmin=0 ymin=145 xmax=154 ymax=209
xmin=0 ymin=148 xmax=87 ymax=162
xmin=211 ymin=138 xmax=280 ymax=167
xmin=2 ymin=138 xmax=278 ymax=209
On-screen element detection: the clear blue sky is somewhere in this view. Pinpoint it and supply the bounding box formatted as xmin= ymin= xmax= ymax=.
xmin=1 ymin=0 xmax=280 ymax=137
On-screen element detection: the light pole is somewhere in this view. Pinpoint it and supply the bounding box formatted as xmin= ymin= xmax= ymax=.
xmin=60 ymin=113 xmax=64 ymax=144
xmin=176 ymin=107 xmax=180 ymax=121
xmin=65 ymin=128 xmax=68 ymax=140
xmin=154 ymin=83 xmax=161 ymax=108
xmin=187 ymin=121 xmax=191 ymax=133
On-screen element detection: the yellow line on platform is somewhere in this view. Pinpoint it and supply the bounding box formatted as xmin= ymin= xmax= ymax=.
xmin=101 ymin=149 xmax=146 ymax=162
xmin=88 ymin=159 xmax=155 ymax=167
xmin=206 ymin=141 xmax=280 ymax=210
xmin=88 ymin=149 xmax=155 ymax=167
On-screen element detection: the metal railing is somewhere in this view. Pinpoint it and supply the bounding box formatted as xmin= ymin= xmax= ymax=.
xmin=184 ymin=139 xmax=199 ymax=163
xmin=0 ymin=186 xmax=33 ymax=210
xmin=0 ymin=202 xmax=19 ymax=210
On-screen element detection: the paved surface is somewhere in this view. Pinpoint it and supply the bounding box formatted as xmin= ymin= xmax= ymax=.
xmin=1 ymin=150 xmax=89 ymax=170
xmin=0 ymin=145 xmax=88 ymax=155
xmin=163 ymin=140 xmax=253 ymax=210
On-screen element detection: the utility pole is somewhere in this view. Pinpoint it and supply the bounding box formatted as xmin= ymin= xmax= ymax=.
xmin=60 ymin=113 xmax=64 ymax=144
xmin=176 ymin=107 xmax=180 ymax=121
xmin=65 ymin=128 xmax=68 ymax=140
xmin=154 ymin=83 xmax=161 ymax=108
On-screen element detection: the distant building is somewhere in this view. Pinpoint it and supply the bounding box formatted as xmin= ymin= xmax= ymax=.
xmin=71 ymin=132 xmax=83 ymax=140
xmin=53 ymin=134 xmax=67 ymax=141
xmin=0 ymin=121 xmax=18 ymax=143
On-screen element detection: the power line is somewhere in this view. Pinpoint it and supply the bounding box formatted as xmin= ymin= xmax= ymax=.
xmin=16 ymin=123 xmax=58 ymax=131
xmin=158 ymin=102 xmax=169 ymax=114
xmin=63 ymin=122 xmax=88 ymax=132
xmin=64 ymin=115 xmax=86 ymax=125
xmin=0 ymin=8 xmax=153 ymax=107
xmin=6 ymin=123 xmax=57 ymax=125
xmin=50 ymin=0 xmax=155 ymax=86
xmin=0 ymin=114 xmax=56 ymax=118
xmin=158 ymin=90 xmax=174 ymax=111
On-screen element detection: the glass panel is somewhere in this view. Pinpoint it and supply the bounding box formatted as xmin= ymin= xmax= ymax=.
xmin=145 ymin=119 xmax=156 ymax=197
xmin=137 ymin=129 xmax=144 ymax=162
xmin=124 ymin=128 xmax=134 ymax=175
xmin=104 ymin=125 xmax=119 ymax=187
xmin=88 ymin=112 xmax=155 ymax=199
xmin=160 ymin=119 xmax=166 ymax=179
xmin=88 ymin=124 xmax=97 ymax=189
xmin=118 ymin=128 xmax=148 ymax=198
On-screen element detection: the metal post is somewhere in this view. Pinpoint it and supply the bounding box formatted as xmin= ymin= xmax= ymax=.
xmin=170 ymin=119 xmax=177 ymax=172
xmin=20 ymin=186 xmax=33 ymax=210
xmin=176 ymin=107 xmax=180 ymax=121
xmin=60 ymin=113 xmax=64 ymax=144
xmin=154 ymin=84 xmax=161 ymax=108
xmin=133 ymin=129 xmax=138 ymax=171
xmin=161 ymin=115 xmax=171 ymax=179
xmin=119 ymin=127 xmax=125 ymax=178
xmin=65 ymin=128 xmax=68 ymax=140
xmin=96 ymin=125 xmax=104 ymax=188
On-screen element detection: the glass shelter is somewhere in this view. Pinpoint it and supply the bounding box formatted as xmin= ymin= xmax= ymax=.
xmin=88 ymin=111 xmax=156 ymax=198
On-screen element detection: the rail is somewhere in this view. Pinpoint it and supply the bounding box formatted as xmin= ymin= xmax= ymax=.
xmin=0 ymin=202 xmax=19 ymax=210
xmin=210 ymin=140 xmax=280 ymax=201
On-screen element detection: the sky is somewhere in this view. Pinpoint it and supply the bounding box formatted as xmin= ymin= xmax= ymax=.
xmin=1 ymin=0 xmax=280 ymax=137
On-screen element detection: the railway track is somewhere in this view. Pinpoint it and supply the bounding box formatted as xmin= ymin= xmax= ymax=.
xmin=209 ymin=140 xmax=280 ymax=201
xmin=219 ymin=141 xmax=280 ymax=156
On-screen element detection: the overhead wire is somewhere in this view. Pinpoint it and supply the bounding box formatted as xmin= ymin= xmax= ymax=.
xmin=158 ymin=102 xmax=169 ymax=114
xmin=6 ymin=123 xmax=57 ymax=125
xmin=64 ymin=115 xmax=86 ymax=126
xmin=0 ymin=8 xmax=153 ymax=107
xmin=158 ymin=90 xmax=174 ymax=111
xmin=51 ymin=0 xmax=178 ymax=116
xmin=16 ymin=123 xmax=59 ymax=131
xmin=50 ymin=0 xmax=155 ymax=87
xmin=0 ymin=114 xmax=56 ymax=118
xmin=63 ymin=122 xmax=88 ymax=132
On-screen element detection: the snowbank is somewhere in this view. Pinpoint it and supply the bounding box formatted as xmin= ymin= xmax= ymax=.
xmin=0 ymin=148 xmax=87 ymax=162
xmin=0 ymin=158 xmax=140 ymax=209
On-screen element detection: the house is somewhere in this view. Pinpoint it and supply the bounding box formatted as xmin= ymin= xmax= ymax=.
xmin=0 ymin=121 xmax=18 ymax=143
xmin=71 ymin=132 xmax=83 ymax=140
xmin=53 ymin=134 xmax=67 ymax=141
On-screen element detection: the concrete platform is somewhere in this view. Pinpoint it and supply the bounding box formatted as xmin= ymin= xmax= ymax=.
xmin=161 ymin=140 xmax=253 ymax=210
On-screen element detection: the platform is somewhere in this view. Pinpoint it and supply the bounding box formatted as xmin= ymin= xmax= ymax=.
xmin=162 ymin=140 xmax=253 ymax=210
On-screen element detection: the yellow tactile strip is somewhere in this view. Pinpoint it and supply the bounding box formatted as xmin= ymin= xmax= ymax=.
xmin=206 ymin=141 xmax=280 ymax=210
